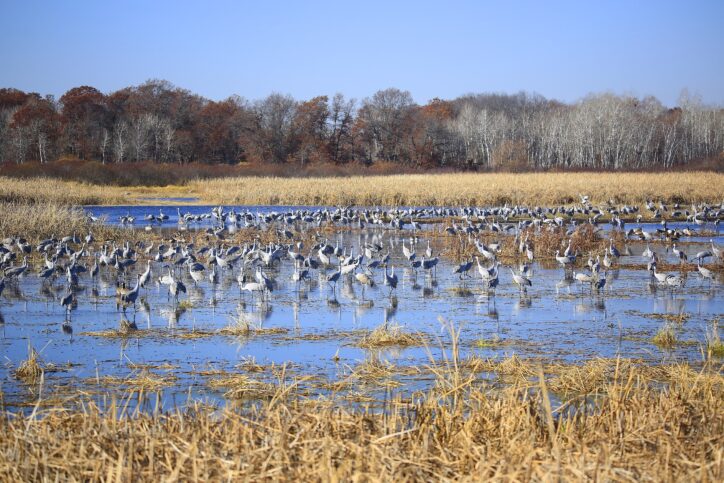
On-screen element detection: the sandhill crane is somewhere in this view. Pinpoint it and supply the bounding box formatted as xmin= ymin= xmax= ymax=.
xmin=209 ymin=264 xmax=219 ymax=285
xmin=66 ymin=266 xmax=78 ymax=287
xmin=555 ymin=250 xmax=575 ymax=269
xmin=60 ymin=291 xmax=74 ymax=318
xmin=326 ymin=266 xmax=342 ymax=295
xmin=402 ymin=240 xmax=415 ymax=262
xmin=425 ymin=240 xmax=433 ymax=258
xmin=38 ymin=266 xmax=55 ymax=281
xmin=255 ymin=266 xmax=274 ymax=292
xmin=563 ymin=239 xmax=573 ymax=257
xmin=665 ymin=273 xmax=684 ymax=290
xmin=608 ymin=239 xmax=620 ymax=258
xmin=355 ymin=271 xmax=374 ymax=300
xmin=189 ymin=262 xmax=205 ymax=285
xmin=139 ymin=260 xmax=151 ymax=288
xmin=4 ymin=256 xmax=28 ymax=279
xmin=422 ymin=256 xmax=439 ymax=276
xmin=453 ymin=259 xmax=473 ymax=279
xmin=711 ymin=240 xmax=722 ymax=260
xmin=651 ymin=267 xmax=669 ymax=285
xmin=573 ymin=271 xmax=595 ymax=292
xmin=642 ymin=243 xmax=654 ymax=259
xmin=671 ymin=243 xmax=686 ymax=263
xmin=383 ymin=265 xmax=398 ymax=296
xmin=121 ymin=274 xmax=141 ymax=309
xmin=241 ymin=281 xmax=266 ymax=300
xmin=318 ymin=247 xmax=331 ymax=267
xmin=697 ymin=262 xmax=714 ymax=284
xmin=510 ymin=268 xmax=532 ymax=292
xmin=291 ymin=265 xmax=309 ymax=284
xmin=693 ymin=249 xmax=713 ymax=264
xmin=169 ymin=277 xmax=186 ymax=302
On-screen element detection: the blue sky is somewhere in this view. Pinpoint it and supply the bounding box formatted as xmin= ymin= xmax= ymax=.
xmin=1 ymin=0 xmax=722 ymax=106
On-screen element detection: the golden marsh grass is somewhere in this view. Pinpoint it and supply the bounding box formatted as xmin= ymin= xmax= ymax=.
xmin=2 ymin=172 xmax=723 ymax=207
xmin=1 ymin=358 xmax=721 ymax=481
xmin=190 ymin=172 xmax=724 ymax=206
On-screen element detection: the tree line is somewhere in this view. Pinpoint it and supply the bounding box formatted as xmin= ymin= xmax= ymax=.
xmin=0 ymin=80 xmax=721 ymax=170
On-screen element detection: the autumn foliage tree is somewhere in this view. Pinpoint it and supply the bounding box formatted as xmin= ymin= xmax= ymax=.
xmin=0 ymin=81 xmax=721 ymax=171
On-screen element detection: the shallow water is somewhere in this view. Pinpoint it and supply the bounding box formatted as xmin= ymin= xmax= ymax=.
xmin=1 ymin=206 xmax=722 ymax=411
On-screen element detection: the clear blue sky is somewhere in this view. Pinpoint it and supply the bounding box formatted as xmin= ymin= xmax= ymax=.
xmin=1 ymin=0 xmax=722 ymax=106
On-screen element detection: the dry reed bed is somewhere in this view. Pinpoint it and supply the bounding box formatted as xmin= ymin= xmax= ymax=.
xmin=1 ymin=359 xmax=721 ymax=481
xmin=0 ymin=202 xmax=122 ymax=242
xmin=191 ymin=172 xmax=724 ymax=206
xmin=3 ymin=173 xmax=723 ymax=207
xmin=0 ymin=177 xmax=128 ymax=205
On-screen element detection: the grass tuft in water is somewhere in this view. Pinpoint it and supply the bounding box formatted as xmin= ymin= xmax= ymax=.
xmin=652 ymin=324 xmax=678 ymax=348
xmin=706 ymin=319 xmax=724 ymax=359
xmin=357 ymin=323 xmax=426 ymax=349
xmin=14 ymin=344 xmax=43 ymax=384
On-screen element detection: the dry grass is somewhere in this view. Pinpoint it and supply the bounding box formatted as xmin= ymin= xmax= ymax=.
xmin=2 ymin=172 xmax=723 ymax=207
xmin=0 ymin=176 xmax=126 ymax=205
xmin=13 ymin=344 xmax=43 ymax=384
xmin=0 ymin=202 xmax=110 ymax=241
xmin=88 ymin=371 xmax=178 ymax=391
xmin=190 ymin=172 xmax=724 ymax=206
xmin=357 ymin=323 xmax=427 ymax=349
xmin=1 ymin=359 xmax=722 ymax=481
xmin=707 ymin=319 xmax=724 ymax=359
xmin=652 ymin=324 xmax=679 ymax=348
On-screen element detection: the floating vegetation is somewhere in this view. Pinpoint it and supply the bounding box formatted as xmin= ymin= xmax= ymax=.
xmin=357 ymin=323 xmax=427 ymax=349
xmin=207 ymin=373 xmax=280 ymax=400
xmin=177 ymin=299 xmax=194 ymax=310
xmin=644 ymin=312 xmax=690 ymax=324
xmin=474 ymin=336 xmax=507 ymax=348
xmin=218 ymin=324 xmax=288 ymax=337
xmin=652 ymin=325 xmax=678 ymax=348
xmin=14 ymin=344 xmax=44 ymax=384
xmin=706 ymin=319 xmax=724 ymax=359
xmin=88 ymin=370 xmax=178 ymax=390
xmin=118 ymin=317 xmax=138 ymax=334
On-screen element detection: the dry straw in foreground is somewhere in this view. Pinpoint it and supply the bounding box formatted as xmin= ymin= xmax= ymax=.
xmin=1 ymin=359 xmax=721 ymax=481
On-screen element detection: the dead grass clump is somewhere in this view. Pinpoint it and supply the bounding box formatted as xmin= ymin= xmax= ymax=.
xmin=89 ymin=370 xmax=177 ymax=390
xmin=207 ymin=374 xmax=279 ymax=400
xmin=218 ymin=321 xmax=288 ymax=337
xmin=357 ymin=323 xmax=427 ymax=349
xmin=473 ymin=335 xmax=509 ymax=348
xmin=652 ymin=324 xmax=678 ymax=348
xmin=118 ymin=318 xmax=138 ymax=334
xmin=14 ymin=344 xmax=43 ymax=384
xmin=645 ymin=312 xmax=690 ymax=324
xmin=706 ymin=319 xmax=724 ymax=359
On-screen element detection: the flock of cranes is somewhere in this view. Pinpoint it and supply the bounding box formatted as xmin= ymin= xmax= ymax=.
xmin=0 ymin=200 xmax=722 ymax=334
